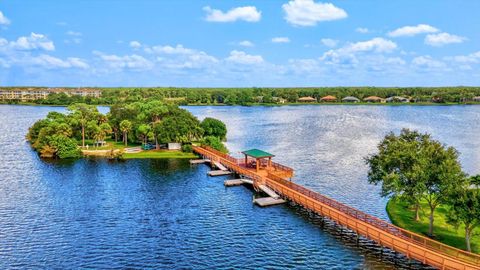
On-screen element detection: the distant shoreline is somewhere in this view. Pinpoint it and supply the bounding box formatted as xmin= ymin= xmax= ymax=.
xmin=2 ymin=102 xmax=480 ymax=107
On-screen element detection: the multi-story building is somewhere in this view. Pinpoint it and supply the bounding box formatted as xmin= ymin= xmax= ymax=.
xmin=0 ymin=88 xmax=102 ymax=101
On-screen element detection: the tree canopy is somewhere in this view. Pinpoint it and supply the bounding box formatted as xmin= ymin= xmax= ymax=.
xmin=366 ymin=129 xmax=467 ymax=237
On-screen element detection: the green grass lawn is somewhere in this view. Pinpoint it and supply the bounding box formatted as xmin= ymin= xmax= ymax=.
xmin=122 ymin=150 xmax=198 ymax=159
xmin=387 ymin=199 xmax=479 ymax=253
xmin=83 ymin=139 xmax=140 ymax=150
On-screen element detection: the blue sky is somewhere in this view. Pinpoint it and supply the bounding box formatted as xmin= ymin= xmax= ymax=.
xmin=1 ymin=0 xmax=479 ymax=87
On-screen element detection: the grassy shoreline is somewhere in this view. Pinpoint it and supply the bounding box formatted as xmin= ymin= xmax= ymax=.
xmin=386 ymin=199 xmax=479 ymax=253
xmin=122 ymin=150 xmax=198 ymax=159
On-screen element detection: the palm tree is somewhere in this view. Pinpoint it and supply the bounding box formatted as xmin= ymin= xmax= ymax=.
xmin=68 ymin=103 xmax=99 ymax=147
xmin=119 ymin=120 xmax=132 ymax=146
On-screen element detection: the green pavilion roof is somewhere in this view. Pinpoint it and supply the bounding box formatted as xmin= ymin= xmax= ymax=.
xmin=242 ymin=149 xmax=275 ymax=159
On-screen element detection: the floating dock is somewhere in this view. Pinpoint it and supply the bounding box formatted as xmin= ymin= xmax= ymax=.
xmin=224 ymin=178 xmax=254 ymax=187
xmin=208 ymin=170 xmax=232 ymax=176
xmin=224 ymin=179 xmax=244 ymax=186
xmin=190 ymin=159 xmax=210 ymax=164
xmin=254 ymin=197 xmax=286 ymax=207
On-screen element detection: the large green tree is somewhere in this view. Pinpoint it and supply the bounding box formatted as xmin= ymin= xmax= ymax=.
xmin=446 ymin=176 xmax=480 ymax=252
xmin=200 ymin=117 xmax=227 ymax=140
xmin=366 ymin=129 xmax=466 ymax=236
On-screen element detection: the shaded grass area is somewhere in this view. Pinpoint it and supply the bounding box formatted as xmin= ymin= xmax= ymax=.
xmin=123 ymin=150 xmax=197 ymax=159
xmin=387 ymin=199 xmax=479 ymax=253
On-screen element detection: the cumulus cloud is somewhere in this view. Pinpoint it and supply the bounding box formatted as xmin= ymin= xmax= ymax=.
xmin=282 ymin=0 xmax=347 ymax=27
xmin=447 ymin=51 xmax=480 ymax=64
xmin=94 ymin=51 xmax=154 ymax=70
xmin=203 ymin=6 xmax=261 ymax=22
xmin=424 ymin=32 xmax=466 ymax=46
xmin=66 ymin=31 xmax=82 ymax=37
xmin=129 ymin=41 xmax=142 ymax=49
xmin=0 ymin=11 xmax=11 ymax=25
xmin=344 ymin=37 xmax=397 ymax=53
xmin=356 ymin=27 xmax=369 ymax=34
xmin=388 ymin=24 xmax=439 ymax=37
xmin=145 ymin=44 xmax=218 ymax=69
xmin=226 ymin=50 xmax=264 ymax=65
xmin=238 ymin=40 xmax=254 ymax=47
xmin=320 ymin=38 xmax=397 ymax=66
xmin=412 ymin=55 xmax=446 ymax=69
xmin=272 ymin=37 xmax=290 ymax=43
xmin=28 ymin=54 xmax=89 ymax=69
xmin=321 ymin=38 xmax=338 ymax=47
xmin=10 ymin=33 xmax=55 ymax=51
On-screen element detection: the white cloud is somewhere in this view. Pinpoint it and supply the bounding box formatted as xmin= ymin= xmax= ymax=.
xmin=94 ymin=51 xmax=154 ymax=70
xmin=272 ymin=37 xmax=290 ymax=43
xmin=424 ymin=32 xmax=466 ymax=46
xmin=356 ymin=27 xmax=369 ymax=34
xmin=412 ymin=55 xmax=446 ymax=69
xmin=203 ymin=6 xmax=261 ymax=22
xmin=66 ymin=31 xmax=82 ymax=36
xmin=145 ymin=44 xmax=218 ymax=69
xmin=226 ymin=50 xmax=264 ymax=65
xmin=129 ymin=41 xmax=142 ymax=49
xmin=10 ymin=33 xmax=55 ymax=51
xmin=344 ymin=37 xmax=397 ymax=53
xmin=321 ymin=38 xmax=338 ymax=47
xmin=238 ymin=40 xmax=254 ymax=47
xmin=319 ymin=38 xmax=397 ymax=66
xmin=388 ymin=24 xmax=439 ymax=37
xmin=282 ymin=0 xmax=347 ymax=27
xmin=27 ymin=54 xmax=89 ymax=69
xmin=447 ymin=51 xmax=480 ymax=64
xmin=0 ymin=11 xmax=10 ymax=25
xmin=146 ymin=44 xmax=196 ymax=54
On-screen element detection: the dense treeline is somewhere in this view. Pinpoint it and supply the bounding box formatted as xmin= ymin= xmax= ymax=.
xmin=15 ymin=86 xmax=480 ymax=105
xmin=366 ymin=129 xmax=480 ymax=252
xmin=27 ymin=101 xmax=228 ymax=159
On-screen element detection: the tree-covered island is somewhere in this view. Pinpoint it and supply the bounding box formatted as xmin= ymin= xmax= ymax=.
xmin=27 ymin=101 xmax=227 ymax=159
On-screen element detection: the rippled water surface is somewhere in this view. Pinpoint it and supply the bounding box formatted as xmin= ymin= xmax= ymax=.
xmin=1 ymin=104 xmax=479 ymax=269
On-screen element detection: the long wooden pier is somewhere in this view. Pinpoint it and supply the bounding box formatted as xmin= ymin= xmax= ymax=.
xmin=193 ymin=145 xmax=480 ymax=270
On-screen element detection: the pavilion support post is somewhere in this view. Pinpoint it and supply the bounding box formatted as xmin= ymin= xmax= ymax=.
xmin=244 ymin=155 xmax=248 ymax=166
xmin=268 ymin=157 xmax=272 ymax=168
xmin=256 ymin=158 xmax=259 ymax=172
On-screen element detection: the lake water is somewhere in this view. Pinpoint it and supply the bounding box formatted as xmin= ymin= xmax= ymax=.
xmin=0 ymin=104 xmax=479 ymax=269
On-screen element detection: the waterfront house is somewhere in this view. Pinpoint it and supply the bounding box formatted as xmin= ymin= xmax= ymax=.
xmin=342 ymin=96 xmax=360 ymax=103
xmin=473 ymin=96 xmax=480 ymax=102
xmin=298 ymin=96 xmax=317 ymax=102
xmin=320 ymin=95 xmax=337 ymax=102
xmin=363 ymin=96 xmax=383 ymax=103
xmin=386 ymin=96 xmax=409 ymax=103
xmin=272 ymin=97 xmax=286 ymax=104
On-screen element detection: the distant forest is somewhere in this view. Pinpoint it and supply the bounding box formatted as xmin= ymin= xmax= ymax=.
xmin=5 ymin=87 xmax=480 ymax=105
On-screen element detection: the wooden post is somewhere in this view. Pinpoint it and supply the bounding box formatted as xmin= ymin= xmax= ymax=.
xmin=256 ymin=158 xmax=259 ymax=172
xmin=268 ymin=157 xmax=272 ymax=168
xmin=244 ymin=154 xmax=248 ymax=166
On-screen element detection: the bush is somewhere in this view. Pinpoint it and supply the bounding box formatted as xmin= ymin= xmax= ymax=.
xmin=181 ymin=144 xmax=192 ymax=153
xmin=202 ymin=136 xmax=227 ymax=153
